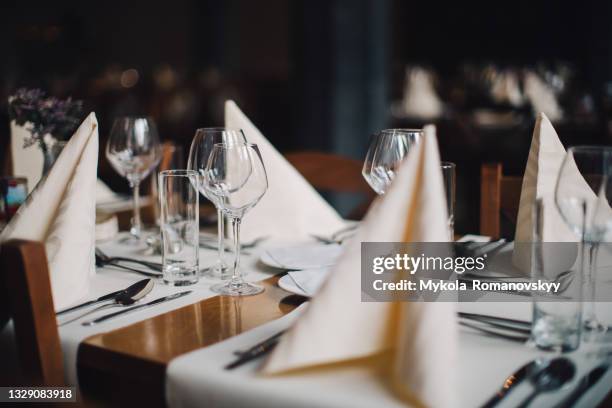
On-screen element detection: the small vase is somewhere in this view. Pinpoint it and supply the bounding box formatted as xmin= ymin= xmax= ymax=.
xmin=42 ymin=141 xmax=67 ymax=176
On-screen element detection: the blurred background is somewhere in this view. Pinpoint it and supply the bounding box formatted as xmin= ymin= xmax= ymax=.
xmin=1 ymin=0 xmax=612 ymax=233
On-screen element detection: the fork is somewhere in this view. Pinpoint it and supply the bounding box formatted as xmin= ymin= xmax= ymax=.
xmin=95 ymin=248 xmax=163 ymax=271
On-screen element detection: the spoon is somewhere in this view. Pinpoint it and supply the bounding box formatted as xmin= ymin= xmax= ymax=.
xmin=517 ymin=357 xmax=575 ymax=408
xmin=59 ymin=279 xmax=154 ymax=326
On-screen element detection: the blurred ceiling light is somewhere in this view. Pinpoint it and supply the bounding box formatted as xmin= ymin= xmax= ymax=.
xmin=121 ymin=68 xmax=139 ymax=88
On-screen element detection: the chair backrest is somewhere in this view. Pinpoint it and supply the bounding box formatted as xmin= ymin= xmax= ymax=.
xmin=480 ymin=163 xmax=523 ymax=238
xmin=285 ymin=151 xmax=376 ymax=219
xmin=0 ymin=239 xmax=64 ymax=386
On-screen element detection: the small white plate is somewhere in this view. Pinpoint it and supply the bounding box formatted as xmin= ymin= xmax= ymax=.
xmin=260 ymin=243 xmax=342 ymax=270
xmin=278 ymin=274 xmax=309 ymax=297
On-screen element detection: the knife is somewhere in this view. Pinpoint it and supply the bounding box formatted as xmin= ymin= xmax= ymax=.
xmin=56 ymin=278 xmax=151 ymax=316
xmin=225 ymin=330 xmax=286 ymax=370
xmin=557 ymin=363 xmax=609 ymax=408
xmin=81 ymin=290 xmax=192 ymax=326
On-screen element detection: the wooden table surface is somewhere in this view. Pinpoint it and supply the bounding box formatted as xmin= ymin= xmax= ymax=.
xmin=77 ymin=275 xmax=306 ymax=407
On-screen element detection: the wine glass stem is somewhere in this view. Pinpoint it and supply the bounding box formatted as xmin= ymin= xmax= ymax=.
xmin=130 ymin=181 xmax=142 ymax=239
xmin=584 ymin=242 xmax=600 ymax=328
xmin=230 ymin=217 xmax=242 ymax=284
xmin=217 ymin=208 xmax=226 ymax=266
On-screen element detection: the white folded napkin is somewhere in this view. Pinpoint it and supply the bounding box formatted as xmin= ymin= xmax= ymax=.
xmin=262 ymin=128 xmax=457 ymax=407
xmin=524 ymin=72 xmax=563 ymax=122
xmin=398 ymin=67 xmax=443 ymax=119
xmin=288 ymin=268 xmax=329 ymax=296
xmin=1 ymin=113 xmax=99 ymax=311
xmin=512 ymin=113 xmax=581 ymax=273
xmin=224 ymin=100 xmax=346 ymax=241
xmin=10 ymin=121 xmax=44 ymax=193
xmin=265 ymin=244 xmax=342 ymax=270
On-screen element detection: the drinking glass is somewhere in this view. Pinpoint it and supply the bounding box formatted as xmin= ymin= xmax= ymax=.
xmin=188 ymin=128 xmax=247 ymax=279
xmin=106 ymin=117 xmax=162 ymax=242
xmin=159 ymin=170 xmax=199 ymax=286
xmin=203 ymin=143 xmax=268 ymax=296
xmin=441 ymin=162 xmax=456 ymax=240
xmin=555 ymin=145 xmax=612 ymax=339
xmin=531 ymin=199 xmax=582 ymax=352
xmin=362 ymin=129 xmax=422 ymax=194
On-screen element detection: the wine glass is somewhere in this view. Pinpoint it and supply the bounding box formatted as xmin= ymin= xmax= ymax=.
xmin=187 ymin=128 xmax=247 ymax=278
xmin=362 ymin=129 xmax=423 ymax=194
xmin=555 ymin=145 xmax=612 ymax=339
xmin=203 ymin=143 xmax=268 ymax=296
xmin=106 ymin=117 xmax=162 ymax=242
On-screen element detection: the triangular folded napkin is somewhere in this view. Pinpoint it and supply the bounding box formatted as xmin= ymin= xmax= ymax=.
xmin=1 ymin=113 xmax=99 ymax=310
xmin=262 ymin=128 xmax=457 ymax=408
xmin=512 ymin=113 xmax=583 ymax=272
xmin=224 ymin=100 xmax=346 ymax=241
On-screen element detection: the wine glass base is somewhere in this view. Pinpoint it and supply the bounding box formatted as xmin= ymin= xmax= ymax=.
xmin=211 ymin=281 xmax=264 ymax=296
xmin=582 ymin=320 xmax=609 ymax=343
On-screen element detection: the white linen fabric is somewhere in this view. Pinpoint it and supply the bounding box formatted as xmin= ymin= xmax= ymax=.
xmin=166 ymin=297 xmax=612 ymax=408
xmin=10 ymin=121 xmax=44 ymax=193
xmin=264 ymin=244 xmax=342 ymax=270
xmin=262 ymin=128 xmax=457 ymax=407
xmin=396 ymin=67 xmax=443 ymax=119
xmin=524 ymin=72 xmax=563 ymax=122
xmin=287 ymin=268 xmax=329 ymax=296
xmin=512 ymin=113 xmax=584 ymax=273
xmin=224 ymin=100 xmax=346 ymax=241
xmin=1 ymin=113 xmax=99 ymax=311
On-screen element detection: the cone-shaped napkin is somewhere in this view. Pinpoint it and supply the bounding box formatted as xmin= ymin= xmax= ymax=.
xmin=224 ymin=100 xmax=346 ymax=241
xmin=1 ymin=113 xmax=99 ymax=310
xmin=262 ymin=128 xmax=457 ymax=408
xmin=512 ymin=113 xmax=580 ymax=272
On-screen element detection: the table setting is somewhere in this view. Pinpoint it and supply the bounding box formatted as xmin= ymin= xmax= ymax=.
xmin=1 ymin=95 xmax=612 ymax=408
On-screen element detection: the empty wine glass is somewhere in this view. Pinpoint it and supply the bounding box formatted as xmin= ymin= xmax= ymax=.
xmin=203 ymin=143 xmax=268 ymax=296
xmin=362 ymin=129 xmax=423 ymax=194
xmin=555 ymin=145 xmax=612 ymax=340
xmin=106 ymin=117 xmax=162 ymax=242
xmin=188 ymin=128 xmax=247 ymax=278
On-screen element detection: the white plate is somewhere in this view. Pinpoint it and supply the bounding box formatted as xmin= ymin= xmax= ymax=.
xmin=260 ymin=251 xmax=285 ymax=269
xmin=278 ymin=274 xmax=309 ymax=297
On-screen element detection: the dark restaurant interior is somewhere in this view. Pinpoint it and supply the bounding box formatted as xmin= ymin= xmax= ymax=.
xmin=2 ymin=0 xmax=612 ymax=233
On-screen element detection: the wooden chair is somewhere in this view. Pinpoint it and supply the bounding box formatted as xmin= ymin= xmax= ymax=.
xmin=480 ymin=163 xmax=523 ymax=238
xmin=285 ymin=151 xmax=376 ymax=219
xmin=0 ymin=239 xmax=64 ymax=386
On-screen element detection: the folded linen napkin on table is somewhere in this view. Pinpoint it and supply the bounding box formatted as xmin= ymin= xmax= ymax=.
xmin=511 ymin=113 xmax=593 ymax=273
xmin=262 ymin=127 xmax=457 ymax=407
xmin=224 ymin=100 xmax=346 ymax=242
xmin=1 ymin=113 xmax=99 ymax=311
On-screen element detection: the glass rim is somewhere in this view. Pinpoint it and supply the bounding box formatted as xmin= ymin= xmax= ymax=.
xmin=113 ymin=115 xmax=155 ymax=122
xmin=567 ymin=145 xmax=612 ymax=153
xmin=194 ymin=127 xmax=244 ymax=134
xmin=211 ymin=142 xmax=258 ymax=149
xmin=379 ymin=128 xmax=424 ymax=135
xmin=440 ymin=161 xmax=456 ymax=169
xmin=158 ymin=169 xmax=199 ymax=177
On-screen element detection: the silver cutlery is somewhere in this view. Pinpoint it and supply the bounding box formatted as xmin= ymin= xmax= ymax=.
xmin=95 ymin=254 xmax=163 ymax=278
xmin=226 ymin=330 xmax=286 ymax=369
xmin=459 ymin=320 xmax=530 ymax=342
xmin=59 ymin=279 xmax=154 ymax=326
xmin=81 ymin=290 xmax=192 ymax=326
xmin=481 ymin=359 xmax=540 ymax=408
xmin=557 ymin=363 xmax=609 ymax=408
xmin=56 ymin=288 xmax=125 ymax=316
xmin=95 ymin=247 xmax=163 ymax=271
xmin=459 ymin=314 xmax=531 ymax=335
xmin=517 ymin=357 xmax=575 ymax=408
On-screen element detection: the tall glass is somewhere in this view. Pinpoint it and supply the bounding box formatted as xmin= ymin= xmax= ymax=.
xmin=188 ymin=128 xmax=247 ymax=279
xmin=203 ymin=143 xmax=268 ymax=296
xmin=555 ymin=146 xmax=612 ymax=340
xmin=106 ymin=117 xmax=162 ymax=242
xmin=530 ymin=199 xmax=582 ymax=352
xmin=362 ymin=128 xmax=422 ymax=195
xmin=441 ymin=162 xmax=456 ymax=240
xmin=159 ymin=170 xmax=199 ymax=286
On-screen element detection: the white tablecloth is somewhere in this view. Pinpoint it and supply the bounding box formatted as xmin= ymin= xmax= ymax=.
xmin=0 ymin=232 xmax=287 ymax=386
xmin=166 ymin=245 xmax=612 ymax=408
